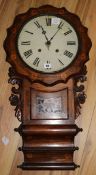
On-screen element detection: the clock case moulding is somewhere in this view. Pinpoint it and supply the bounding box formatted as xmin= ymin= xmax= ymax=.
xmin=4 ymin=5 xmax=92 ymax=170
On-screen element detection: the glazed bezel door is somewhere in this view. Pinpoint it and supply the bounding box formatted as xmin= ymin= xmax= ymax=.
xmin=17 ymin=14 xmax=79 ymax=74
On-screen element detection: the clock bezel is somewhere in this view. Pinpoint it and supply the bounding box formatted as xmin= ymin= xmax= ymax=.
xmin=4 ymin=5 xmax=92 ymax=83
xmin=16 ymin=14 xmax=80 ymax=74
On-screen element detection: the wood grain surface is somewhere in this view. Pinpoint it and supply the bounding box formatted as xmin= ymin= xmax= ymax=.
xmin=0 ymin=0 xmax=95 ymax=175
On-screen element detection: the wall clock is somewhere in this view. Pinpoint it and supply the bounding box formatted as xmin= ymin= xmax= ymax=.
xmin=4 ymin=5 xmax=92 ymax=170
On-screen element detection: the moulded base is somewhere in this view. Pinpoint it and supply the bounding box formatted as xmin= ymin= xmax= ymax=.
xmin=17 ymin=162 xmax=80 ymax=170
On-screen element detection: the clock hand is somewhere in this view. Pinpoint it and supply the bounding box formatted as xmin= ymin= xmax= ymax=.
xmin=34 ymin=21 xmax=49 ymax=42
xmin=49 ymin=28 xmax=60 ymax=42
xmin=49 ymin=22 xmax=64 ymax=42
xmin=34 ymin=22 xmax=50 ymax=50
xmin=45 ymin=24 xmax=64 ymax=49
xmin=40 ymin=26 xmax=51 ymax=50
xmin=40 ymin=26 xmax=52 ymax=50
xmin=40 ymin=26 xmax=49 ymax=42
xmin=44 ymin=28 xmax=60 ymax=49
xmin=37 ymin=25 xmax=51 ymax=50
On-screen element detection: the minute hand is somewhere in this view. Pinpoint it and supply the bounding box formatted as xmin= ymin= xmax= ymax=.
xmin=49 ymin=28 xmax=61 ymax=42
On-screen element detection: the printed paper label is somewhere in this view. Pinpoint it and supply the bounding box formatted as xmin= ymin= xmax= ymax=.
xmin=52 ymin=17 xmax=60 ymax=25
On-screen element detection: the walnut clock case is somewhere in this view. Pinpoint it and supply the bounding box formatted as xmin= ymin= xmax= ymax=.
xmin=4 ymin=5 xmax=92 ymax=170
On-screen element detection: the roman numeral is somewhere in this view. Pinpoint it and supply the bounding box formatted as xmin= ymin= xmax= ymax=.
xmin=34 ymin=21 xmax=41 ymax=28
xmin=64 ymin=29 xmax=72 ymax=36
xmin=21 ymin=41 xmax=31 ymax=45
xmin=25 ymin=31 xmax=33 ymax=35
xmin=67 ymin=41 xmax=76 ymax=45
xmin=58 ymin=59 xmax=64 ymax=65
xmin=24 ymin=49 xmax=32 ymax=58
xmin=44 ymin=61 xmax=52 ymax=69
xmin=33 ymin=57 xmax=40 ymax=67
xmin=64 ymin=50 xmax=73 ymax=58
xmin=58 ymin=21 xmax=64 ymax=29
xmin=46 ymin=18 xmax=51 ymax=26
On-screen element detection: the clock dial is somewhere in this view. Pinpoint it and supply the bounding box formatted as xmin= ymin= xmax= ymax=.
xmin=17 ymin=15 xmax=79 ymax=73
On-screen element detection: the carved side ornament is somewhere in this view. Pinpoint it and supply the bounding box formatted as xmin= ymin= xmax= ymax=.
xmin=74 ymin=65 xmax=87 ymax=118
xmin=8 ymin=67 xmax=23 ymax=122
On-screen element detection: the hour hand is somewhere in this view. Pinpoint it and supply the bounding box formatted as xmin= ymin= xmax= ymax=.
xmin=34 ymin=21 xmax=49 ymax=42
xmin=40 ymin=26 xmax=49 ymax=42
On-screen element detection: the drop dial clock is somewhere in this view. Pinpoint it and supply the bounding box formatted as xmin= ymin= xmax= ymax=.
xmin=4 ymin=5 xmax=92 ymax=170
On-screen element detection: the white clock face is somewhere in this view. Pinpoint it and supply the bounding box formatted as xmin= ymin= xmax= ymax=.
xmin=17 ymin=15 xmax=79 ymax=73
